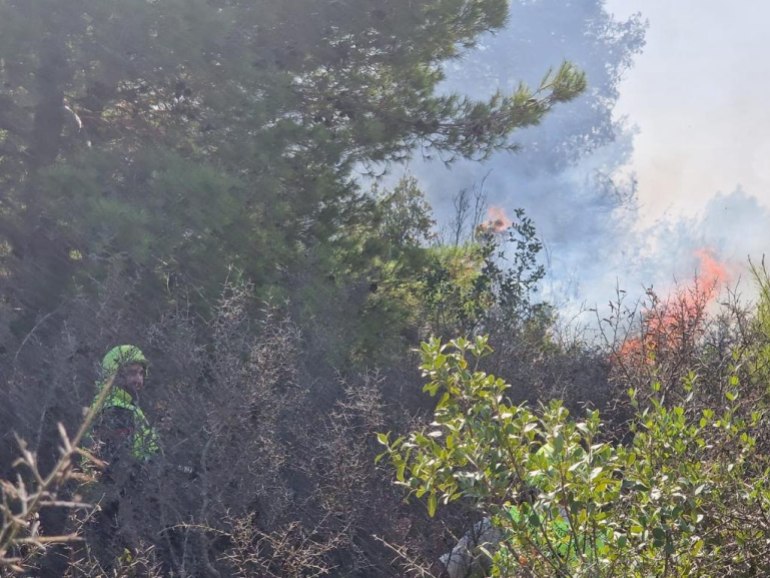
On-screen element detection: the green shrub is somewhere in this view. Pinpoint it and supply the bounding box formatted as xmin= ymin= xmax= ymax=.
xmin=379 ymin=336 xmax=770 ymax=577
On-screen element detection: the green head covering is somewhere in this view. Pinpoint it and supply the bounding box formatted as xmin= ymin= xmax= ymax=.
xmin=99 ymin=345 xmax=148 ymax=390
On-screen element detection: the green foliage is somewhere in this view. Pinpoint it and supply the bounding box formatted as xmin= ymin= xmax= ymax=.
xmin=380 ymin=337 xmax=770 ymax=576
xmin=302 ymin=176 xmax=550 ymax=366
xmin=747 ymin=259 xmax=770 ymax=388
xmin=421 ymin=243 xmax=494 ymax=336
xmin=0 ymin=0 xmax=585 ymax=336
xmin=422 ymin=208 xmax=550 ymax=338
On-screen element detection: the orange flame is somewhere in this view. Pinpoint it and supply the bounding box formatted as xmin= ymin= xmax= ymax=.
xmin=694 ymin=248 xmax=730 ymax=291
xmin=483 ymin=206 xmax=512 ymax=233
xmin=615 ymin=249 xmax=731 ymax=368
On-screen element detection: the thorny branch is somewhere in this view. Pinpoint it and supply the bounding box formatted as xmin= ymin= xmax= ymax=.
xmin=0 ymin=375 xmax=116 ymax=572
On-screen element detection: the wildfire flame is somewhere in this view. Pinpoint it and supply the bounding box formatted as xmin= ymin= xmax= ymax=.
xmin=483 ymin=206 xmax=512 ymax=233
xmin=616 ymin=248 xmax=732 ymax=366
xmin=693 ymin=248 xmax=730 ymax=292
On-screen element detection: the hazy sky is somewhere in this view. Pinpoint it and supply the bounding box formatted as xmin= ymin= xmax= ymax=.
xmin=606 ymin=0 xmax=770 ymax=224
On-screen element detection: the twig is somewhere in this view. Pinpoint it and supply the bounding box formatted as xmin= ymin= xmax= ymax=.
xmin=13 ymin=308 xmax=60 ymax=364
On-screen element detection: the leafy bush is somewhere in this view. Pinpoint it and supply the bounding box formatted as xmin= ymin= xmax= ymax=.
xmin=380 ymin=336 xmax=770 ymax=577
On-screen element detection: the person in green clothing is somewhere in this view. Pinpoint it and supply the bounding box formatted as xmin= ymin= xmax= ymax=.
xmin=90 ymin=344 xmax=160 ymax=465
xmin=84 ymin=344 xmax=161 ymax=567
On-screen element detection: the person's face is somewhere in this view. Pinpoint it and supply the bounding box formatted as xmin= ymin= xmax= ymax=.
xmin=118 ymin=362 xmax=146 ymax=397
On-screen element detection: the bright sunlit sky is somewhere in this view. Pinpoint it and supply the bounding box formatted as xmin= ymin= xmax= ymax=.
xmin=606 ymin=0 xmax=770 ymax=225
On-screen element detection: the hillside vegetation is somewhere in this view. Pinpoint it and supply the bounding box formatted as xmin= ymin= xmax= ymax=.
xmin=7 ymin=1 xmax=767 ymax=577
